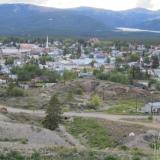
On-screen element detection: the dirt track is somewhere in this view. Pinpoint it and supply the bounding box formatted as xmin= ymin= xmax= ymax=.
xmin=2 ymin=105 xmax=160 ymax=129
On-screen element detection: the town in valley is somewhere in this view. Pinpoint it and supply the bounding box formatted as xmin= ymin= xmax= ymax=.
xmin=0 ymin=1 xmax=160 ymax=160
xmin=0 ymin=36 xmax=160 ymax=160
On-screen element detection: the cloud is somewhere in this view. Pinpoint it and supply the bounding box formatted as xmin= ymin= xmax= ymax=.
xmin=0 ymin=0 xmax=45 ymax=5
xmin=0 ymin=0 xmax=136 ymax=10
xmin=136 ymin=0 xmax=154 ymax=8
xmin=0 ymin=0 xmax=159 ymax=10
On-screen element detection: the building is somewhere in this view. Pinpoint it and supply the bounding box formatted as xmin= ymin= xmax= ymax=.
xmin=20 ymin=43 xmax=39 ymax=50
xmin=141 ymin=102 xmax=160 ymax=114
xmin=79 ymin=72 xmax=93 ymax=78
xmin=0 ymin=48 xmax=31 ymax=58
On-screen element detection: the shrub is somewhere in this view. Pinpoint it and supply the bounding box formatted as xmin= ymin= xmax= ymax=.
xmin=0 ymin=151 xmax=41 ymax=160
xmin=130 ymin=53 xmax=140 ymax=62
xmin=150 ymin=140 xmax=160 ymax=149
xmin=120 ymin=145 xmax=129 ymax=151
xmin=5 ymin=57 xmax=14 ymax=65
xmin=155 ymin=81 xmax=160 ymax=91
xmin=74 ymin=88 xmax=83 ymax=95
xmin=10 ymin=87 xmax=24 ymax=97
xmin=148 ymin=115 xmax=153 ymax=121
xmin=20 ymin=138 xmax=28 ymax=144
xmin=67 ymin=91 xmax=74 ymax=101
xmin=109 ymin=72 xmax=129 ymax=84
xmin=90 ymin=94 xmax=102 ymax=109
xmin=31 ymin=152 xmax=41 ymax=160
xmin=96 ymin=71 xmax=129 ymax=85
xmin=105 ymin=155 xmax=119 ymax=160
xmin=7 ymin=85 xmax=25 ymax=97
xmin=0 ymin=151 xmax=24 ymax=160
xmin=62 ymin=70 xmax=77 ymax=83
xmin=132 ymin=155 xmax=141 ymax=160
xmin=11 ymin=63 xmax=60 ymax=82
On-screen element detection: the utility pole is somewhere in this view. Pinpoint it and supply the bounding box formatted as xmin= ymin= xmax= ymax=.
xmin=157 ymin=132 xmax=160 ymax=160
xmin=102 ymin=86 xmax=105 ymax=101
xmin=135 ymin=93 xmax=138 ymax=113
xmin=151 ymin=91 xmax=154 ymax=116
xmin=153 ymin=131 xmax=160 ymax=160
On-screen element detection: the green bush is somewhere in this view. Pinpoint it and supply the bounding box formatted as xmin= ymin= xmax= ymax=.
xmin=67 ymin=91 xmax=74 ymax=101
xmin=0 ymin=151 xmax=41 ymax=160
xmin=74 ymin=88 xmax=83 ymax=95
xmin=11 ymin=63 xmax=60 ymax=82
xmin=109 ymin=72 xmax=129 ymax=84
xmin=90 ymin=94 xmax=102 ymax=109
xmin=5 ymin=57 xmax=14 ymax=65
xmin=7 ymin=84 xmax=25 ymax=97
xmin=120 ymin=145 xmax=129 ymax=151
xmin=10 ymin=87 xmax=24 ymax=97
xmin=130 ymin=53 xmax=140 ymax=62
xmin=20 ymin=138 xmax=28 ymax=144
xmin=150 ymin=140 xmax=160 ymax=149
xmin=30 ymin=152 xmax=41 ymax=160
xmin=132 ymin=155 xmax=141 ymax=160
xmin=62 ymin=70 xmax=78 ymax=83
xmin=148 ymin=115 xmax=153 ymax=121
xmin=155 ymin=81 xmax=160 ymax=91
xmin=97 ymin=71 xmax=129 ymax=85
xmin=105 ymin=155 xmax=119 ymax=160
xmin=0 ymin=151 xmax=24 ymax=160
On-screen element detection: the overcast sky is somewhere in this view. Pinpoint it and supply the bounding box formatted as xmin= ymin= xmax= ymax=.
xmin=1 ymin=0 xmax=160 ymax=10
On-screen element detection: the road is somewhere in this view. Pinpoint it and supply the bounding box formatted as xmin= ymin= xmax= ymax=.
xmin=64 ymin=112 xmax=160 ymax=129
xmin=6 ymin=106 xmax=45 ymax=117
xmin=2 ymin=106 xmax=160 ymax=129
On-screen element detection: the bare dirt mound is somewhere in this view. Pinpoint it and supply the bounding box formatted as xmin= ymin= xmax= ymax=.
xmin=0 ymin=119 xmax=83 ymax=152
xmin=54 ymin=79 xmax=150 ymax=98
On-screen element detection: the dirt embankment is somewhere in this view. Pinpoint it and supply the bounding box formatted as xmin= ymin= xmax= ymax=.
xmin=0 ymin=111 xmax=84 ymax=153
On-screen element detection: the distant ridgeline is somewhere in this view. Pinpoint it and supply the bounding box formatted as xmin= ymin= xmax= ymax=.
xmin=0 ymin=4 xmax=160 ymax=39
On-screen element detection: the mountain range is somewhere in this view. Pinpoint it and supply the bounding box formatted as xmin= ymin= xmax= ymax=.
xmin=0 ymin=4 xmax=160 ymax=38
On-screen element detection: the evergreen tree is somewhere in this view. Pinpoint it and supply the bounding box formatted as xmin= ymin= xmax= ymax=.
xmin=152 ymin=55 xmax=159 ymax=69
xmin=43 ymin=95 xmax=62 ymax=130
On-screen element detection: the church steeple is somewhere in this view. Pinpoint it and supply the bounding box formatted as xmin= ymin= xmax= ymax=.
xmin=46 ymin=36 xmax=49 ymax=48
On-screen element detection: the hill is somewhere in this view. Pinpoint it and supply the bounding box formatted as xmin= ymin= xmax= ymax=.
xmin=0 ymin=4 xmax=160 ymax=38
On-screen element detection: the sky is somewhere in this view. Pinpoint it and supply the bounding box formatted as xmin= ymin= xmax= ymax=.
xmin=0 ymin=0 xmax=160 ymax=10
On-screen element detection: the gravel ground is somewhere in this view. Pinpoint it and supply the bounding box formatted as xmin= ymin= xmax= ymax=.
xmin=0 ymin=113 xmax=83 ymax=152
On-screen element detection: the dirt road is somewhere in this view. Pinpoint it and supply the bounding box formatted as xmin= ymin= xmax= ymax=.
xmin=2 ymin=106 xmax=160 ymax=129
xmin=64 ymin=112 xmax=160 ymax=129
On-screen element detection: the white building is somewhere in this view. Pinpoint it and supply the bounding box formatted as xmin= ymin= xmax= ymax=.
xmin=141 ymin=102 xmax=160 ymax=114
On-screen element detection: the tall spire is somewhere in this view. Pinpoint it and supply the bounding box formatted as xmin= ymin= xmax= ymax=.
xmin=46 ymin=36 xmax=49 ymax=48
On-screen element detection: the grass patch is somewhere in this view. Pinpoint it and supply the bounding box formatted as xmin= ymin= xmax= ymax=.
xmin=150 ymin=140 xmax=160 ymax=149
xmin=0 ymin=150 xmax=118 ymax=160
xmin=0 ymin=151 xmax=41 ymax=160
xmin=106 ymin=100 xmax=144 ymax=115
xmin=6 ymin=113 xmax=43 ymax=126
xmin=0 ymin=149 xmax=149 ymax=160
xmin=0 ymin=138 xmax=28 ymax=144
xmin=0 ymin=138 xmax=21 ymax=142
xmin=65 ymin=118 xmax=113 ymax=149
